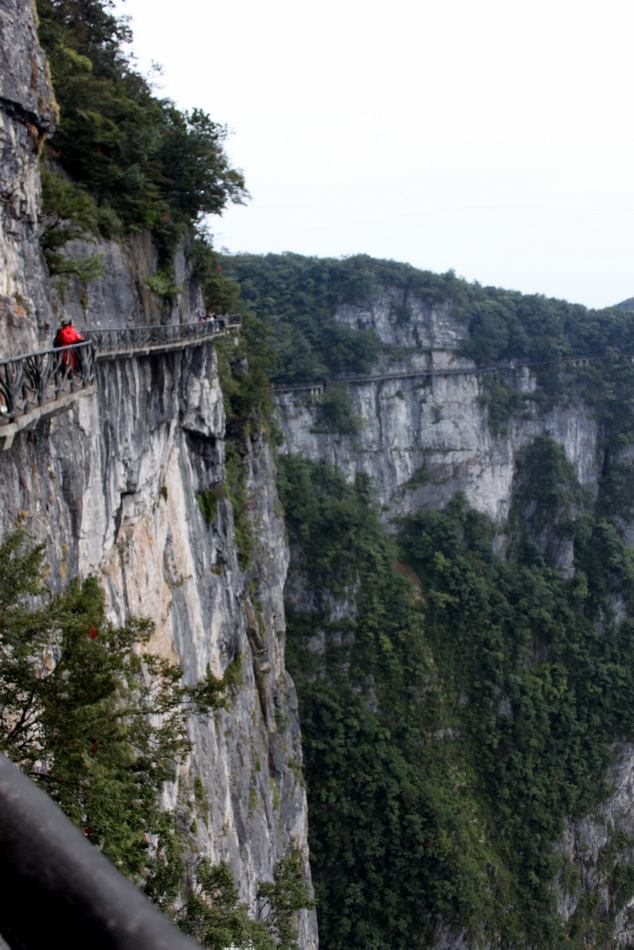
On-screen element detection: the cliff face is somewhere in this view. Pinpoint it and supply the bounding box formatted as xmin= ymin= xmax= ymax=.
xmin=0 ymin=0 xmax=57 ymax=355
xmin=57 ymin=229 xmax=205 ymax=329
xmin=278 ymin=291 xmax=599 ymax=533
xmin=0 ymin=5 xmax=316 ymax=945
xmin=6 ymin=5 xmax=634 ymax=946
xmin=1 ymin=345 xmax=315 ymax=942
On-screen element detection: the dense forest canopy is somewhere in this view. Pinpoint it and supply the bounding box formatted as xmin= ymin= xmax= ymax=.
xmin=279 ymin=448 xmax=634 ymax=949
xmin=37 ymin=0 xmax=247 ymax=285
xmin=221 ymin=251 xmax=634 ymax=382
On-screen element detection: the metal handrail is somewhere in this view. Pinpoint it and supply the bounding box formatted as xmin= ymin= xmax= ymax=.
xmin=0 ymin=753 xmax=201 ymax=950
xmin=273 ymin=351 xmax=634 ymax=393
xmin=84 ymin=316 xmax=242 ymax=352
xmin=0 ymin=318 xmax=242 ymax=427
xmin=0 ymin=341 xmax=95 ymax=423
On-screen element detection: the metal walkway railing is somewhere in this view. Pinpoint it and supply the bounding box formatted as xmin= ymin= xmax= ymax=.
xmin=84 ymin=315 xmax=242 ymax=356
xmin=0 ymin=753 xmax=201 ymax=950
xmin=0 ymin=317 xmax=241 ymax=434
xmin=0 ymin=341 xmax=95 ymax=423
xmin=273 ymin=351 xmax=634 ymax=395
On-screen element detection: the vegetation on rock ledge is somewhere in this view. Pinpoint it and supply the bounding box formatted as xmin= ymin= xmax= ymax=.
xmin=36 ymin=0 xmax=246 ymax=276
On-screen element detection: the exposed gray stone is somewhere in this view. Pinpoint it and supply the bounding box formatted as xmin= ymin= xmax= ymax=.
xmin=276 ymin=364 xmax=599 ymax=540
xmin=0 ymin=345 xmax=316 ymax=947
xmin=56 ymin=230 xmax=205 ymax=330
xmin=0 ymin=8 xmax=317 ymax=943
xmin=0 ymin=0 xmax=57 ymax=355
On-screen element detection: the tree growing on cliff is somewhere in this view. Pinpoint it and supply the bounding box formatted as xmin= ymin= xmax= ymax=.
xmin=36 ymin=0 xmax=247 ymax=264
xmin=175 ymin=848 xmax=314 ymax=950
xmin=0 ymin=527 xmax=190 ymax=876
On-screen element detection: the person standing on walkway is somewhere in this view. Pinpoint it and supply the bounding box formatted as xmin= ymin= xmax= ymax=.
xmin=54 ymin=320 xmax=83 ymax=372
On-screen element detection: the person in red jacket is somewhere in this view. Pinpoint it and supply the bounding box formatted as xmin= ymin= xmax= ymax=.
xmin=54 ymin=320 xmax=83 ymax=371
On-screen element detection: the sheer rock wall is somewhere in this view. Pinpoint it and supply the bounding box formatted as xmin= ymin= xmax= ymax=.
xmin=0 ymin=346 xmax=315 ymax=945
xmin=0 ymin=3 xmax=316 ymax=945
xmin=0 ymin=0 xmax=57 ymax=356
xmin=277 ymin=292 xmax=600 ymax=531
xmin=57 ymin=229 xmax=204 ymax=330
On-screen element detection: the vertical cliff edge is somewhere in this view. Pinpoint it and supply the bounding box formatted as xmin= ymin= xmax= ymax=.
xmin=0 ymin=4 xmax=316 ymax=946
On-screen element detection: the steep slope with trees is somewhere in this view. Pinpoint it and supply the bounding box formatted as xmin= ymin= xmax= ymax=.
xmin=234 ymin=252 xmax=634 ymax=949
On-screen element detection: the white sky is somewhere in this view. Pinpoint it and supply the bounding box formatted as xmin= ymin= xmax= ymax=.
xmin=114 ymin=0 xmax=634 ymax=309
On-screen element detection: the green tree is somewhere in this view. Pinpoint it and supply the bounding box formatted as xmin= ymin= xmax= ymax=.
xmin=0 ymin=528 xmax=189 ymax=876
xmin=256 ymin=846 xmax=315 ymax=950
xmin=0 ymin=529 xmax=313 ymax=949
xmin=36 ymin=0 xmax=247 ymax=259
xmin=158 ymin=107 xmax=247 ymax=221
xmin=177 ymin=849 xmax=314 ymax=950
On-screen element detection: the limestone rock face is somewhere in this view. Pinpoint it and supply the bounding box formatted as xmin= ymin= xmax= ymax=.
xmin=57 ymin=230 xmax=205 ymax=330
xmin=0 ymin=345 xmax=316 ymax=947
xmin=276 ymin=338 xmax=599 ymax=535
xmin=0 ymin=0 xmax=57 ymax=355
xmin=0 ymin=0 xmax=57 ymax=122
xmin=336 ymin=292 xmax=465 ymax=352
xmin=0 ymin=7 xmax=316 ymax=944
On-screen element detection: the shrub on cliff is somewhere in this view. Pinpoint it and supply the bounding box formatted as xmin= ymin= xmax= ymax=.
xmin=177 ymin=848 xmax=315 ymax=950
xmin=0 ymin=528 xmax=314 ymax=947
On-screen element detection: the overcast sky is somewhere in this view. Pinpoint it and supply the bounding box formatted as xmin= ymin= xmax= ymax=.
xmin=114 ymin=0 xmax=634 ymax=309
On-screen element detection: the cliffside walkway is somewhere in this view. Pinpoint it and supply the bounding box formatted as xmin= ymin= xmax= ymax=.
xmin=272 ymin=352 xmax=616 ymax=397
xmin=0 ymin=317 xmax=241 ymax=449
xmin=85 ymin=315 xmax=241 ymax=359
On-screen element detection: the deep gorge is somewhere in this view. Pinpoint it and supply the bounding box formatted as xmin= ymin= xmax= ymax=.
xmin=3 ymin=2 xmax=634 ymax=948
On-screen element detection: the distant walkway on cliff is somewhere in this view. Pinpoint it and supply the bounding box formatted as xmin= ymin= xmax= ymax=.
xmin=0 ymin=316 xmax=241 ymax=449
xmin=272 ymin=351 xmax=621 ymax=398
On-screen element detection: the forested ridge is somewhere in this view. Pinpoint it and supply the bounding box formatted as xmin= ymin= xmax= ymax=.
xmin=221 ymin=251 xmax=634 ymax=379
